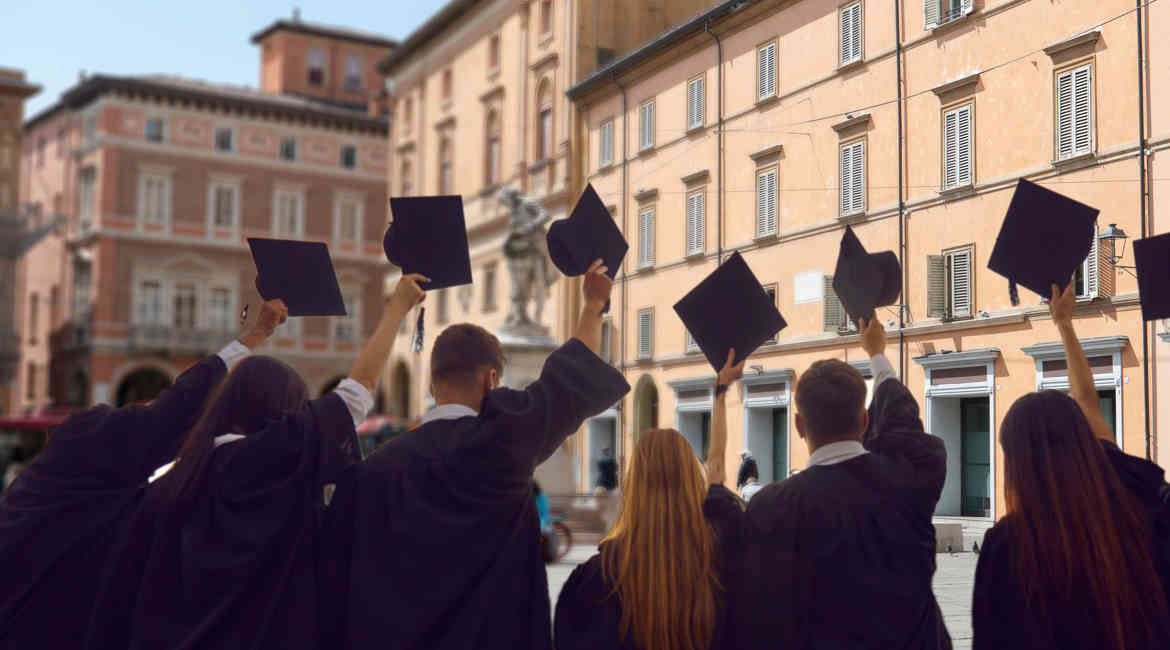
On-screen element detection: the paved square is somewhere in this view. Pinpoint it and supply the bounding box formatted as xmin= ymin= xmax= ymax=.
xmin=548 ymin=547 xmax=978 ymax=649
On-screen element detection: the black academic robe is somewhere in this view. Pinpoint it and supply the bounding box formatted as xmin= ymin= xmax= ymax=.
xmin=83 ymin=391 xmax=360 ymax=650
xmin=553 ymin=484 xmax=744 ymax=650
xmin=0 ymin=355 xmax=228 ymax=649
xmin=971 ymin=444 xmax=1170 ymax=650
xmin=320 ymin=338 xmax=629 ymax=650
xmin=734 ymin=376 xmax=952 ymax=650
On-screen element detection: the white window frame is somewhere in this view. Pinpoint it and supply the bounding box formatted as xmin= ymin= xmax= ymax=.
xmin=687 ymin=76 xmax=705 ymax=130
xmin=840 ymin=2 xmax=863 ymax=67
xmin=639 ymin=100 xmax=655 ymax=151
xmin=272 ymin=187 xmax=306 ymax=238
xmin=637 ymin=309 xmax=653 ymax=360
xmin=1055 ymin=62 xmax=1094 ymax=161
xmin=333 ymin=288 xmax=362 ymax=345
xmin=942 ymin=103 xmax=974 ymax=190
xmin=926 ymin=0 xmax=974 ymax=30
xmin=686 ymin=189 xmax=706 ymax=256
xmin=333 ymin=192 xmax=365 ymax=247
xmin=340 ymin=144 xmax=358 ymax=170
xmin=1075 ymin=227 xmax=1102 ymax=300
xmin=171 ymin=281 xmax=200 ymax=330
xmin=685 ymin=329 xmax=700 ymax=353
xmin=207 ymin=286 xmax=234 ymax=333
xmin=599 ymin=119 xmax=614 ymax=167
xmin=133 ymin=276 xmax=166 ymax=327
xmin=757 ymin=41 xmax=778 ymax=102
xmin=79 ymin=167 xmax=96 ymax=230
xmin=638 ymin=205 xmax=655 ymax=268
xmin=839 ymin=140 xmax=866 ymax=217
xmin=137 ymin=171 xmax=172 ymax=230
xmin=206 ymin=176 xmax=241 ymax=238
xmin=345 ymin=55 xmax=363 ymax=93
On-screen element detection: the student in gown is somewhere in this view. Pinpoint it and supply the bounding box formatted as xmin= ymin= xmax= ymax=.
xmin=734 ymin=317 xmax=952 ymax=650
xmin=321 ymin=259 xmax=629 ymax=650
xmin=83 ymin=273 xmax=427 ymax=650
xmin=554 ymin=349 xmax=747 ymax=650
xmin=0 ymin=299 xmax=286 ymax=648
xmin=971 ymin=283 xmax=1170 ymax=650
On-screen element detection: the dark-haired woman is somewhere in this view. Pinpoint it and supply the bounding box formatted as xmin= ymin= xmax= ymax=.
xmin=554 ymin=350 xmax=746 ymax=650
xmin=972 ymin=282 xmax=1170 ymax=650
xmin=737 ymin=453 xmax=763 ymax=503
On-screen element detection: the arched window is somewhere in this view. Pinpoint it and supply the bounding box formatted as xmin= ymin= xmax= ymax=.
xmin=536 ymin=81 xmax=553 ymax=160
xmin=400 ymin=160 xmax=413 ymax=197
xmin=438 ymin=137 xmax=453 ymax=194
xmin=485 ymin=110 xmax=501 ymax=185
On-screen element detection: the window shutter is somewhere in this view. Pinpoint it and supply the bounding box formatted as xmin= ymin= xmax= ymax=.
xmin=927 ymin=255 xmax=947 ymax=318
xmin=1097 ymin=232 xmax=1115 ymax=298
xmin=1086 ymin=227 xmax=1099 ymax=298
xmin=924 ymin=0 xmax=940 ymax=29
xmin=840 ymin=146 xmax=852 ymax=216
xmin=688 ymin=78 xmax=704 ymax=128
xmin=686 ymin=192 xmax=705 ymax=255
xmin=852 ymin=142 xmax=866 ymax=214
xmin=943 ymin=110 xmax=958 ymax=189
xmin=638 ymin=311 xmax=652 ymax=359
xmin=823 ymin=275 xmax=845 ymax=332
xmin=841 ymin=3 xmax=861 ymax=65
xmin=949 ymin=249 xmax=972 ymax=318
xmin=759 ymin=43 xmax=776 ymax=100
xmin=639 ymin=208 xmax=655 ymax=266
xmin=956 ymin=105 xmax=972 ymax=187
xmin=756 ymin=169 xmax=777 ymax=236
xmin=600 ymin=121 xmax=613 ymax=165
xmin=1073 ymin=65 xmax=1092 ymax=155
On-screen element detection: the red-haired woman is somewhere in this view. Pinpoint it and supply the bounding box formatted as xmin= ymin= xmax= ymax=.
xmin=554 ymin=350 xmax=746 ymax=650
xmin=972 ymin=283 xmax=1170 ymax=650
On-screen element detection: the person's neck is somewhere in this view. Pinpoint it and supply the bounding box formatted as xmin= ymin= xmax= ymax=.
xmin=434 ymin=395 xmax=482 ymax=413
xmin=805 ymin=435 xmax=863 ymax=456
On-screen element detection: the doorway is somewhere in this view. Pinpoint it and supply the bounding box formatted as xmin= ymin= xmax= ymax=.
xmin=745 ymin=406 xmax=788 ymax=483
xmin=960 ymin=397 xmax=991 ymax=517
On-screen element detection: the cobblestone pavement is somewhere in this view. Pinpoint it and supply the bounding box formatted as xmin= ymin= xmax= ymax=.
xmin=548 ymin=546 xmax=978 ymax=650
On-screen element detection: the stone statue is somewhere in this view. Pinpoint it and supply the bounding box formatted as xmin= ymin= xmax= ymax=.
xmin=498 ymin=188 xmax=558 ymax=338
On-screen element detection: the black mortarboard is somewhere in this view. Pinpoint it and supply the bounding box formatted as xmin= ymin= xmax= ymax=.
xmin=247 ymin=238 xmax=347 ymax=316
xmin=1133 ymin=232 xmax=1170 ymax=322
xmin=384 ymin=195 xmax=473 ymax=291
xmin=547 ymin=184 xmax=627 ymax=280
xmin=831 ymin=226 xmax=901 ymax=323
xmin=987 ymin=179 xmax=1099 ymax=305
xmin=673 ymin=252 xmax=787 ymax=370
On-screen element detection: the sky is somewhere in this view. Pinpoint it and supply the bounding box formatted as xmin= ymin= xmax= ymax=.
xmin=4 ymin=0 xmax=450 ymax=118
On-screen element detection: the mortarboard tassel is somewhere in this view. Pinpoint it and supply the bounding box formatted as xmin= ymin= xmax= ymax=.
xmin=412 ymin=306 xmax=425 ymax=353
xmin=1008 ymin=279 xmax=1020 ymax=307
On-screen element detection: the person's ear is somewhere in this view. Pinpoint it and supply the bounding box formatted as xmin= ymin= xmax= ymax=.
xmin=794 ymin=412 xmax=808 ymax=441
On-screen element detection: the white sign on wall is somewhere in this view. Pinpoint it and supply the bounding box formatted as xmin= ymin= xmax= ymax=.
xmin=793 ymin=271 xmax=824 ymax=304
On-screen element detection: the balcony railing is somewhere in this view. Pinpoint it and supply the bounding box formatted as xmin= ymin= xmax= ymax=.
xmin=927 ymin=0 xmax=973 ymax=29
xmin=128 ymin=325 xmax=235 ymax=355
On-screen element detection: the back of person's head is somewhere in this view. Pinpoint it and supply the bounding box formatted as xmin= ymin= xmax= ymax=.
xmin=1000 ymin=390 xmax=1167 ymax=649
xmin=737 ymin=456 xmax=759 ymax=488
xmin=430 ymin=324 xmax=505 ymax=397
xmin=600 ymin=428 xmax=719 ymax=650
xmin=794 ymin=359 xmax=867 ymax=447
xmin=158 ymin=356 xmax=309 ymax=503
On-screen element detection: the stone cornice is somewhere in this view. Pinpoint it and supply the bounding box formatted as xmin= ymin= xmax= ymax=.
xmin=914 ymin=348 xmax=1001 ymax=369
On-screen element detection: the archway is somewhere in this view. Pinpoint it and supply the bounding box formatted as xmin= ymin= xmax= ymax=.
xmin=115 ymin=368 xmax=172 ymax=406
xmin=632 ymin=375 xmax=659 ymax=444
xmin=391 ymin=361 xmax=411 ymax=419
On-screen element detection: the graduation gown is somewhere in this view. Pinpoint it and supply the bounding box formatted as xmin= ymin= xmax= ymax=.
xmin=971 ymin=443 xmax=1170 ymax=650
xmin=734 ymin=376 xmax=951 ymax=650
xmin=0 ymin=355 xmax=228 ymax=649
xmin=553 ymin=484 xmax=744 ymax=650
xmin=84 ymin=391 xmax=361 ymax=650
xmin=321 ymin=338 xmax=629 ymax=650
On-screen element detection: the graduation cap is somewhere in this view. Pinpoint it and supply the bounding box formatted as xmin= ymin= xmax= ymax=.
xmin=987 ymin=179 xmax=1099 ymax=305
xmin=384 ymin=195 xmax=473 ymax=291
xmin=1133 ymin=232 xmax=1170 ymax=322
xmin=547 ymin=184 xmax=628 ymax=280
xmin=673 ymin=252 xmax=787 ymax=371
xmin=831 ymin=226 xmax=901 ymax=324
xmin=247 ymin=238 xmax=346 ymax=317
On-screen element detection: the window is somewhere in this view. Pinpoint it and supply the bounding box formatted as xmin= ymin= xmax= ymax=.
xmin=438 ymin=138 xmax=453 ymax=194
xmin=56 ymin=128 xmax=67 ymax=158
xmin=442 ymin=69 xmax=453 ymax=102
xmin=839 ymin=140 xmax=866 ymax=217
xmin=686 ymin=329 xmax=699 ymax=353
xmin=600 ymin=318 xmax=613 ymax=363
xmin=687 ymin=76 xmax=705 ymax=129
xmin=274 ymin=190 xmax=303 ymax=237
xmin=599 ymin=119 xmax=614 ymax=167
xmin=273 ymin=316 xmax=299 ymax=341
xmin=335 ymin=291 xmax=361 ymax=342
xmin=756 ymin=167 xmax=778 ymax=236
xmin=36 ymin=137 xmax=45 ymax=167
xmin=926 ymin=0 xmax=974 ymax=29
xmin=540 ymin=0 xmax=552 ymax=36
xmin=73 ymin=262 xmax=91 ymax=322
xmin=437 ymin=288 xmax=449 ymax=324
xmin=488 ymin=34 xmax=501 ymax=70
xmin=637 ymin=309 xmax=653 ymax=360
xmin=145 ymin=118 xmax=164 ymax=143
xmin=138 ymin=173 xmax=171 ymax=226
xmin=638 ymin=206 xmax=655 ymax=267
xmin=79 ymin=168 xmax=95 ymax=229
xmin=28 ymin=293 xmax=39 ymax=344
xmin=537 ymin=83 xmax=553 ymax=159
xmin=308 ymin=49 xmax=325 ymax=86
xmin=403 ymin=98 xmax=413 ymax=134
xmin=840 ymin=2 xmax=863 ymax=66
xmin=345 ymin=55 xmax=363 ymax=92
xmin=927 ymin=246 xmax=973 ymax=320
xmin=208 ymin=288 xmax=231 ymax=331
xmin=639 ymin=100 xmax=655 ymax=151
xmin=215 ymin=127 xmax=233 ymax=152
xmin=942 ymin=104 xmax=973 ymax=190
xmin=136 ymin=280 xmax=164 ymax=326
xmin=280 ymin=137 xmax=297 ymax=161
xmin=1074 ymin=227 xmax=1113 ymax=299
xmin=210 ymin=182 xmax=237 ymax=229
xmin=400 ymin=160 xmax=413 ymax=196
xmin=340 ymin=144 xmax=357 ymax=169
xmin=485 ymin=111 xmax=502 ymax=185
xmin=1056 ymin=63 xmax=1093 ymax=161
xmin=686 ymin=189 xmax=705 ymax=256
xmin=173 ymin=283 xmax=197 ymax=329
xmin=49 ymin=286 xmax=59 ymax=330
xmin=483 ymin=263 xmax=498 ymax=311
xmin=26 ymin=364 xmax=36 ymax=401
xmin=84 ymin=114 xmax=97 ymax=142
xmin=764 ymin=285 xmax=779 ymax=343
xmin=823 ymin=274 xmax=849 ymax=332
xmin=758 ymin=42 xmax=777 ymax=101
xmin=337 ymin=197 xmax=362 ymax=244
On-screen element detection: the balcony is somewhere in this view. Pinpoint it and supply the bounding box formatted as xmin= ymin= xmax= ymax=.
xmin=927 ymin=0 xmax=973 ymax=30
xmin=128 ymin=325 xmax=235 ymax=356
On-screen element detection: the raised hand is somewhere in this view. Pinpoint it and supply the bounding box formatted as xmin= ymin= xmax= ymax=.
xmin=582 ymin=258 xmax=612 ymax=311
xmin=1048 ymin=282 xmax=1076 ymax=326
xmin=390 ymin=273 xmax=429 ymax=313
xmin=858 ymin=316 xmax=886 ymax=358
xmin=239 ymin=299 xmax=289 ymax=348
xmin=717 ymin=348 xmax=746 ymax=389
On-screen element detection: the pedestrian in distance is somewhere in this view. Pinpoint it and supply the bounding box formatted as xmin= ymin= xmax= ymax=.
xmin=737 ymin=452 xmax=763 ymax=503
xmin=971 ymin=283 xmax=1170 ymax=650
xmin=554 ymin=348 xmax=747 ymax=650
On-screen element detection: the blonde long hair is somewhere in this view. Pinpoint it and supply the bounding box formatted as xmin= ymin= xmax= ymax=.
xmin=600 ymin=428 xmax=721 ymax=650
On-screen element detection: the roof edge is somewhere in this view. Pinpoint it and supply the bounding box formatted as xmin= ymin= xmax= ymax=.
xmin=250 ymin=19 xmax=398 ymax=48
xmin=377 ymin=0 xmax=481 ymax=76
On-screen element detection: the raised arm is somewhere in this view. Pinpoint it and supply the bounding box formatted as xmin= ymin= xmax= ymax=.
xmin=709 ymin=349 xmax=745 ymax=486
xmin=572 ymin=259 xmax=609 ymax=355
xmin=348 ymin=274 xmax=425 ymax=394
xmin=1050 ymin=282 xmax=1114 ymax=441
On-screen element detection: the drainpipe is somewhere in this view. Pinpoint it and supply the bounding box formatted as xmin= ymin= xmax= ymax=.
xmin=895 ymin=0 xmax=905 ymax=379
xmin=705 ymin=20 xmax=724 ymax=264
xmin=612 ymin=72 xmax=629 ymax=468
xmin=1137 ymin=0 xmax=1150 ymax=459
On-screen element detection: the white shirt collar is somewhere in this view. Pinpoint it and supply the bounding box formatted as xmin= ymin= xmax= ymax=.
xmin=419 ymin=403 xmax=478 ymax=426
xmin=807 ymin=440 xmax=868 ymax=468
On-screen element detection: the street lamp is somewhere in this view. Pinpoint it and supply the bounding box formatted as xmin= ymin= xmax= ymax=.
xmin=1098 ymin=223 xmax=1137 ymax=272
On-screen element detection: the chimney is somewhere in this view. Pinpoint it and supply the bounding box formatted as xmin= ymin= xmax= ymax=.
xmin=292 ymin=7 xmax=301 ymax=22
